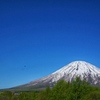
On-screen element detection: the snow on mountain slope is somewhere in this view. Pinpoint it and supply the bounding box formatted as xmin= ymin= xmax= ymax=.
xmin=51 ymin=61 xmax=100 ymax=83
xmin=13 ymin=61 xmax=100 ymax=90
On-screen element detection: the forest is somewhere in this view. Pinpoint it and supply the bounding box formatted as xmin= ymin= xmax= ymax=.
xmin=0 ymin=77 xmax=100 ymax=100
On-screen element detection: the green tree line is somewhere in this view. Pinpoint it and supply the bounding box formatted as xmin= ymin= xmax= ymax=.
xmin=0 ymin=77 xmax=100 ymax=100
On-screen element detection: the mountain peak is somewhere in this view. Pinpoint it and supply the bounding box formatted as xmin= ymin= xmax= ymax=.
xmin=70 ymin=60 xmax=87 ymax=63
xmin=57 ymin=60 xmax=99 ymax=72
xmin=50 ymin=61 xmax=100 ymax=84
xmin=67 ymin=60 xmax=93 ymax=66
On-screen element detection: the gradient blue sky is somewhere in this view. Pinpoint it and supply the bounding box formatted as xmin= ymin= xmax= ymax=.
xmin=0 ymin=0 xmax=100 ymax=89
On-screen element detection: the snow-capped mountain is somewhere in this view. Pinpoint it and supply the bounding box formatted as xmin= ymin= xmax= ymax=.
xmin=12 ymin=61 xmax=100 ymax=90
xmin=51 ymin=61 xmax=100 ymax=83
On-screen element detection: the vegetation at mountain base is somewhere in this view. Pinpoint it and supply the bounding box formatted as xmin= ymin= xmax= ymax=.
xmin=1 ymin=77 xmax=100 ymax=100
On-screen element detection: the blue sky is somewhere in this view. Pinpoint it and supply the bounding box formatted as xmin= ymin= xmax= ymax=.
xmin=0 ymin=0 xmax=100 ymax=89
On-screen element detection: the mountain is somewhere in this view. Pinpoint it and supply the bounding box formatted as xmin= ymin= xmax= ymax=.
xmin=11 ymin=61 xmax=100 ymax=90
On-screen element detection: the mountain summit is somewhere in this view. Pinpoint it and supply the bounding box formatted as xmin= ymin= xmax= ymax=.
xmin=51 ymin=61 xmax=100 ymax=83
xmin=12 ymin=61 xmax=100 ymax=90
